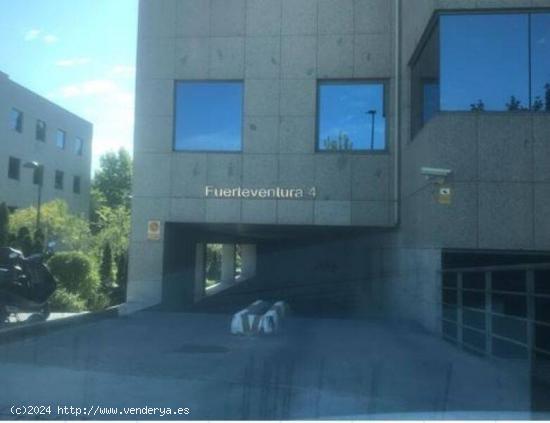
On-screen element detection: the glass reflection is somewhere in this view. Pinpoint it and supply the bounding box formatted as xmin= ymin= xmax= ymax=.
xmin=440 ymin=13 xmax=529 ymax=111
xmin=318 ymin=83 xmax=386 ymax=151
xmin=531 ymin=13 xmax=550 ymax=112
xmin=174 ymin=82 xmax=243 ymax=151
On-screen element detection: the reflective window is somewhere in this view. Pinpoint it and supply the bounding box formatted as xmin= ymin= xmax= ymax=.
xmin=440 ymin=13 xmax=529 ymax=112
xmin=318 ymin=82 xmax=386 ymax=151
xmin=174 ymin=81 xmax=243 ymax=151
xmin=75 ymin=137 xmax=84 ymax=156
xmin=8 ymin=157 xmax=20 ymax=180
xmin=56 ymin=129 xmax=66 ymax=149
xmin=412 ymin=12 xmax=550 ymax=136
xmin=531 ymin=13 xmax=550 ymax=112
xmin=10 ymin=108 xmax=23 ymax=133
xmin=36 ymin=119 xmax=46 ymax=141
xmin=54 ymin=170 xmax=64 ymax=190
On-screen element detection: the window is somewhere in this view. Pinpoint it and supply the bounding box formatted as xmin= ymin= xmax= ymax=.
xmin=8 ymin=157 xmax=20 ymax=180
xmin=33 ymin=165 xmax=44 ymax=186
xmin=56 ymin=129 xmax=66 ymax=149
xmin=317 ymin=82 xmax=386 ymax=151
xmin=73 ymin=175 xmax=81 ymax=194
xmin=411 ymin=12 xmax=550 ymax=136
xmin=36 ymin=120 xmax=46 ymax=141
xmin=54 ymin=170 xmax=64 ymax=190
xmin=10 ymin=108 xmax=23 ymax=133
xmin=531 ymin=13 xmax=550 ymax=111
xmin=174 ymin=81 xmax=243 ymax=151
xmin=75 ymin=137 xmax=84 ymax=156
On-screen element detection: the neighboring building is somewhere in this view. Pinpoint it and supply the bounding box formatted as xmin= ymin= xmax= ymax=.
xmin=0 ymin=71 xmax=92 ymax=216
xmin=129 ymin=0 xmax=550 ymax=360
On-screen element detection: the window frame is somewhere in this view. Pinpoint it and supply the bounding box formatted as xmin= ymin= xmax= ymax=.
xmin=409 ymin=8 xmax=550 ymax=140
xmin=75 ymin=137 xmax=84 ymax=156
xmin=172 ymin=80 xmax=245 ymax=153
xmin=315 ymin=79 xmax=390 ymax=154
xmin=56 ymin=129 xmax=66 ymax=149
xmin=73 ymin=175 xmax=81 ymax=194
xmin=7 ymin=157 xmax=21 ymax=181
xmin=10 ymin=108 xmax=23 ymax=133
xmin=35 ymin=119 xmax=47 ymax=142
xmin=54 ymin=170 xmax=64 ymax=190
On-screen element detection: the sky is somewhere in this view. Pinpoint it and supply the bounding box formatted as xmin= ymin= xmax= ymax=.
xmin=0 ymin=0 xmax=138 ymax=175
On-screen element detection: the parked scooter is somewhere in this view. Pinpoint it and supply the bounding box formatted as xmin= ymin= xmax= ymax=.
xmin=0 ymin=247 xmax=56 ymax=324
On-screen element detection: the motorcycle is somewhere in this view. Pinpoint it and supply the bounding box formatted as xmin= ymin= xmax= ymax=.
xmin=0 ymin=247 xmax=57 ymax=324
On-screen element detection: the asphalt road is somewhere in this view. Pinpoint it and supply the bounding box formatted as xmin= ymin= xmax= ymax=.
xmin=0 ymin=311 xmax=535 ymax=420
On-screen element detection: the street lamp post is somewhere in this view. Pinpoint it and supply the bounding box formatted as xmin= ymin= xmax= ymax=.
xmin=23 ymin=161 xmax=42 ymax=231
xmin=367 ymin=110 xmax=377 ymax=150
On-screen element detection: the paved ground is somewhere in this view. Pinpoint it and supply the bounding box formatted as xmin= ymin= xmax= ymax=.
xmin=0 ymin=311 xmax=536 ymax=420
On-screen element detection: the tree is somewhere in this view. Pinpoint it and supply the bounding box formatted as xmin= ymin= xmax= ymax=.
xmin=9 ymin=199 xmax=92 ymax=252
xmin=470 ymin=100 xmax=485 ymax=111
xmin=323 ymin=132 xmax=354 ymax=151
xmin=16 ymin=227 xmax=33 ymax=256
xmin=92 ymin=148 xmax=132 ymax=210
xmin=33 ymin=228 xmax=45 ymax=255
xmin=545 ymin=83 xmax=550 ymax=112
xmin=100 ymin=243 xmax=113 ymax=286
xmin=0 ymin=203 xmax=9 ymax=248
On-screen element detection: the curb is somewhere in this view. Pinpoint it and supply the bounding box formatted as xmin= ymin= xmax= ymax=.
xmin=0 ymin=306 xmax=121 ymax=345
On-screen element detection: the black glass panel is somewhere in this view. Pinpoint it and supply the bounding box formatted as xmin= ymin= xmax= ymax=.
xmin=492 ymin=293 xmax=527 ymax=317
xmin=536 ymin=297 xmax=550 ymax=324
xmin=440 ymin=14 xmax=529 ymax=111
xmin=443 ymin=304 xmax=457 ymax=322
xmin=463 ymin=290 xmax=485 ymax=310
xmin=536 ymin=324 xmax=550 ymax=352
xmin=492 ymin=314 xmax=527 ymax=344
xmin=463 ymin=272 xmax=485 ymax=290
xmin=492 ymin=337 xmax=528 ymax=359
xmin=463 ymin=309 xmax=485 ymax=331
xmin=492 ymin=270 xmax=526 ymax=293
xmin=442 ymin=289 xmax=457 ymax=305
xmin=535 ymin=269 xmax=550 ymax=295
xmin=442 ymin=273 xmax=457 ymax=288
xmin=463 ymin=327 xmax=486 ymax=352
xmin=531 ymin=13 xmax=550 ymax=112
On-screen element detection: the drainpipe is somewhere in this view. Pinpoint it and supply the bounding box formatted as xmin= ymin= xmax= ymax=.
xmin=393 ymin=0 xmax=402 ymax=226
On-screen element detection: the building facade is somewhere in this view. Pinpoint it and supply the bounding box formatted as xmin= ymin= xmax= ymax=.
xmin=128 ymin=0 xmax=550 ymax=360
xmin=0 ymin=71 xmax=92 ymax=216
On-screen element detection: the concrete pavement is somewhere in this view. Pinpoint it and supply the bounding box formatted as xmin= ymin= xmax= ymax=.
xmin=0 ymin=311 xmax=535 ymax=419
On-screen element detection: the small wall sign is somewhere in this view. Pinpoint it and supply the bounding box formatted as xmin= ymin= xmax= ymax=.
xmin=147 ymin=220 xmax=161 ymax=240
xmin=438 ymin=186 xmax=452 ymax=205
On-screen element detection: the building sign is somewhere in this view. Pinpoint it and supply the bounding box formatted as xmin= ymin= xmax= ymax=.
xmin=205 ymin=186 xmax=317 ymax=199
xmin=437 ymin=186 xmax=452 ymax=205
xmin=147 ymin=220 xmax=161 ymax=240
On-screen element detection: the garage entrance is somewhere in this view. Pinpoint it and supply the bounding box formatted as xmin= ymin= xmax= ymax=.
xmin=161 ymin=223 xmax=372 ymax=316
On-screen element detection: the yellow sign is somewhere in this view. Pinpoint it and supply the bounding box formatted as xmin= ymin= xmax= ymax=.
xmin=438 ymin=186 xmax=452 ymax=205
xmin=147 ymin=220 xmax=161 ymax=240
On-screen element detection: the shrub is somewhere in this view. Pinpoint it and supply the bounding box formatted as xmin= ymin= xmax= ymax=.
xmin=48 ymin=288 xmax=87 ymax=312
xmin=86 ymin=291 xmax=111 ymax=311
xmin=47 ymin=252 xmax=100 ymax=299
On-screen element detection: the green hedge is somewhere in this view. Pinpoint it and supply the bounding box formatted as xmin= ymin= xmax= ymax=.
xmin=47 ymin=252 xmax=109 ymax=311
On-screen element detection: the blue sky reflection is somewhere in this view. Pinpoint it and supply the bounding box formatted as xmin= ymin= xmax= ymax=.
xmin=318 ymin=83 xmax=386 ymax=151
xmin=175 ymin=82 xmax=243 ymax=151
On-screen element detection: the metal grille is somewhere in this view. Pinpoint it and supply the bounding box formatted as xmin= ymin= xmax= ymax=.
xmin=441 ymin=264 xmax=550 ymax=364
